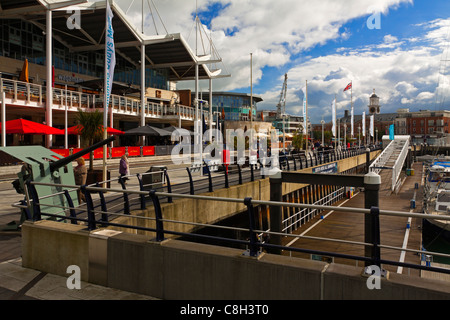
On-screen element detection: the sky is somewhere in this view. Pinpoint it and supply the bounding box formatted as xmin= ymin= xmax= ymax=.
xmin=113 ymin=0 xmax=450 ymax=124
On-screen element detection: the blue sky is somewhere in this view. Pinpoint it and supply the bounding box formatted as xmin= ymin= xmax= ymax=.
xmin=117 ymin=0 xmax=450 ymax=124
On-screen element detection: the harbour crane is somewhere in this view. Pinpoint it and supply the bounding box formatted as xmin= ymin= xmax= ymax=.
xmin=276 ymin=73 xmax=288 ymax=119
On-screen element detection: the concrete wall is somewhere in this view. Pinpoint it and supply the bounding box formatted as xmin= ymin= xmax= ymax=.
xmin=21 ymin=220 xmax=450 ymax=300
xmin=109 ymin=150 xmax=380 ymax=236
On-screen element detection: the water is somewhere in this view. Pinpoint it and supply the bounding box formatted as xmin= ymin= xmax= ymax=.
xmin=422 ymin=219 xmax=450 ymax=265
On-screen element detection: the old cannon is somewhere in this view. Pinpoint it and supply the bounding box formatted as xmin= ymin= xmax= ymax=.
xmin=0 ymin=136 xmax=115 ymax=222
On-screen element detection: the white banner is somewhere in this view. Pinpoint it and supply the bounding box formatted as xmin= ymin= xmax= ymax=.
xmin=104 ymin=0 xmax=116 ymax=116
xmin=332 ymin=98 xmax=336 ymax=137
xmin=370 ymin=114 xmax=374 ymax=137
xmin=351 ymin=105 xmax=354 ymax=137
xmin=362 ymin=111 xmax=366 ymax=137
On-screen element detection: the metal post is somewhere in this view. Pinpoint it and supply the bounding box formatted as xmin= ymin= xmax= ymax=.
xmin=363 ymin=172 xmax=381 ymax=267
xmin=118 ymin=177 xmax=130 ymax=215
xmin=63 ymin=190 xmax=77 ymax=224
xmin=45 ymin=9 xmax=53 ymax=148
xmin=163 ymin=170 xmax=172 ymax=203
xmin=2 ymin=91 xmax=6 ymax=147
xmin=269 ymin=168 xmax=283 ymax=254
xmin=136 ymin=174 xmax=146 ymax=210
xmin=365 ymin=148 xmax=371 ymax=173
xmin=95 ymin=182 xmax=108 ymax=224
xmin=186 ymin=167 xmax=194 ymax=195
xmin=149 ymin=190 xmax=164 ymax=241
xmin=244 ymin=197 xmax=259 ymax=257
xmin=81 ymin=185 xmax=96 ymax=231
xmin=413 ymin=144 xmax=417 ymax=162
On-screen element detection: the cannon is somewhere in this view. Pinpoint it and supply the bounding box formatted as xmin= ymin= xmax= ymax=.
xmin=0 ymin=136 xmax=116 ymax=221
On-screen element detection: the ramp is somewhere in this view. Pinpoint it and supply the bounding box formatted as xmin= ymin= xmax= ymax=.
xmin=369 ymin=136 xmax=410 ymax=195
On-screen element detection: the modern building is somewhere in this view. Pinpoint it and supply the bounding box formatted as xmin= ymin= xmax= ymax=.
xmin=198 ymin=91 xmax=263 ymax=122
xmin=0 ymin=0 xmax=228 ymax=148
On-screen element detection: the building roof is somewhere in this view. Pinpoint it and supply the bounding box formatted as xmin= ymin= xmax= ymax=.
xmin=0 ymin=0 xmax=228 ymax=82
xmin=203 ymin=91 xmax=263 ymax=103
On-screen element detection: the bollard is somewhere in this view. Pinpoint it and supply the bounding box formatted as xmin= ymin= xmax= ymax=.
xmin=365 ymin=148 xmax=371 ymax=173
xmin=268 ymin=168 xmax=283 ymax=254
xmin=364 ymin=171 xmax=381 ymax=267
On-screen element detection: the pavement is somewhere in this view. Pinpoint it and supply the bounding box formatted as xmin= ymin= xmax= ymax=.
xmin=0 ymin=154 xmax=178 ymax=300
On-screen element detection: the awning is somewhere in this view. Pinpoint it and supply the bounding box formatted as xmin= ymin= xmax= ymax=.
xmin=124 ymin=125 xmax=171 ymax=137
xmin=67 ymin=125 xmax=124 ymax=135
xmin=1 ymin=119 xmax=64 ymax=135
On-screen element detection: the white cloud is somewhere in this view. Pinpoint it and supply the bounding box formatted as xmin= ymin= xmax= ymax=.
xmin=111 ymin=0 xmax=450 ymax=123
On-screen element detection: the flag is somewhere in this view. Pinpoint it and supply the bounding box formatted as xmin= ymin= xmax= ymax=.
xmin=344 ymin=82 xmax=352 ymax=92
xmin=221 ymin=107 xmax=225 ymax=119
xmin=19 ymin=59 xmax=29 ymax=83
xmin=104 ymin=0 xmax=116 ymax=116
xmin=389 ymin=124 xmax=394 ymax=140
xmin=370 ymin=115 xmax=374 ymax=137
xmin=362 ymin=112 xmax=366 ymax=137
xmin=331 ymin=98 xmax=336 ymax=137
xmin=351 ymin=106 xmax=354 ymax=137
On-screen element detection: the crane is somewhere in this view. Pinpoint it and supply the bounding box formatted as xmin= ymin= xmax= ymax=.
xmin=276 ymin=73 xmax=288 ymax=119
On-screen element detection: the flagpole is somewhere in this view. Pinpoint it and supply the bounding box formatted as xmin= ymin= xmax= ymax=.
xmin=351 ymin=81 xmax=353 ymax=138
xmin=305 ymin=80 xmax=308 ymax=151
xmin=103 ymin=0 xmax=108 ymax=186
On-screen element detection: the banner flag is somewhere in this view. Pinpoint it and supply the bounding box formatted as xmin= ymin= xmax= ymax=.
xmin=370 ymin=115 xmax=374 ymax=137
xmin=332 ymin=98 xmax=336 ymax=137
xmin=362 ymin=112 xmax=366 ymax=137
xmin=104 ymin=0 xmax=116 ymax=117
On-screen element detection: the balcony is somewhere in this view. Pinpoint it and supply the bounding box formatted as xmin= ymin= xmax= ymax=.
xmin=0 ymin=78 xmax=208 ymax=123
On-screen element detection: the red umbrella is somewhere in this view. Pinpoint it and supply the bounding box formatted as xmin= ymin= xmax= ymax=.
xmin=1 ymin=119 xmax=64 ymax=135
xmin=67 ymin=125 xmax=124 ymax=135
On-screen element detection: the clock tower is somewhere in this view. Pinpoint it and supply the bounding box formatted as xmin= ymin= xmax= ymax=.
xmin=368 ymin=89 xmax=380 ymax=115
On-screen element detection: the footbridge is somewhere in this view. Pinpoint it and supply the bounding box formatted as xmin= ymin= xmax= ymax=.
xmin=369 ymin=135 xmax=411 ymax=195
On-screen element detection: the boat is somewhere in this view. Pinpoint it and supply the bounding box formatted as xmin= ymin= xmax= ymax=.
xmin=423 ymin=161 xmax=450 ymax=242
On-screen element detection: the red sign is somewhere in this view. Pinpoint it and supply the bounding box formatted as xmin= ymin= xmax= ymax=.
xmin=127 ymin=146 xmax=140 ymax=157
xmin=111 ymin=147 xmax=126 ymax=158
xmin=143 ymin=146 xmax=155 ymax=156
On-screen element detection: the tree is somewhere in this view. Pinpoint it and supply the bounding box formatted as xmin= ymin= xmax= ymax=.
xmin=76 ymin=109 xmax=104 ymax=171
xmin=292 ymin=131 xmax=305 ymax=150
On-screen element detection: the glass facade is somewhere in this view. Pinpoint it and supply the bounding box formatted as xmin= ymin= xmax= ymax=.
xmin=211 ymin=94 xmax=257 ymax=121
xmin=0 ymin=19 xmax=169 ymax=89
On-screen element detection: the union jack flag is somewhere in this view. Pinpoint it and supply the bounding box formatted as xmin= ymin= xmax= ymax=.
xmin=344 ymin=82 xmax=352 ymax=92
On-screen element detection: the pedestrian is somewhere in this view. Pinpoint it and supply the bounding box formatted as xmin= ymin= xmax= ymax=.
xmin=73 ymin=157 xmax=87 ymax=202
xmin=119 ymin=153 xmax=129 ymax=184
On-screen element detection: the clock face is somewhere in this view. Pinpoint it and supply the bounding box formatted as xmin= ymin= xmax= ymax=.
xmin=370 ymin=107 xmax=376 ymax=113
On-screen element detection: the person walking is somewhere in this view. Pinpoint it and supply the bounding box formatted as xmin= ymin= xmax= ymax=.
xmin=119 ymin=153 xmax=129 ymax=184
xmin=73 ymin=157 xmax=87 ymax=202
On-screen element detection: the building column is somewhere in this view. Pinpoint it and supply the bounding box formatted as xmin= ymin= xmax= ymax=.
xmin=46 ymin=9 xmax=53 ymax=148
xmin=141 ymin=43 xmax=146 ymax=146
xmin=209 ymin=78 xmax=213 ymax=141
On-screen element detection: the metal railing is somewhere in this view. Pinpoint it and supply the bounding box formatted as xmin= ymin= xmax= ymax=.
xmin=16 ymin=178 xmax=450 ymax=278
xmin=0 ymin=77 xmax=207 ymax=122
xmin=392 ymin=138 xmax=410 ymax=191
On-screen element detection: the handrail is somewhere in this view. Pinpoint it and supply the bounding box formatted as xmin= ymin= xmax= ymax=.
xmin=391 ymin=138 xmax=410 ymax=191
